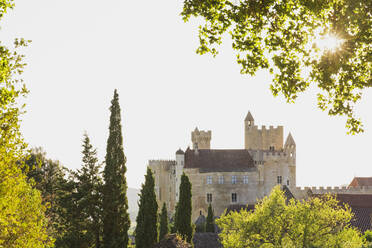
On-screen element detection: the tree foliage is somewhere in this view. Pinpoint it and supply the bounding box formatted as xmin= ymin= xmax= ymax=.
xmin=73 ymin=134 xmax=103 ymax=248
xmin=182 ymin=0 xmax=371 ymax=134
xmin=0 ymin=1 xmax=52 ymax=246
xmin=102 ymin=90 xmax=130 ymax=248
xmin=25 ymin=148 xmax=68 ymax=246
xmin=217 ymin=185 xmax=364 ymax=248
xmin=135 ymin=167 xmax=158 ymax=248
xmin=159 ymin=203 xmax=169 ymax=241
xmin=205 ymin=204 xmax=215 ymax=233
xmin=174 ymin=173 xmax=193 ymax=243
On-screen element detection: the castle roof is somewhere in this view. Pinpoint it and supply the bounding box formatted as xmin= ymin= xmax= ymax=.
xmin=349 ymin=177 xmax=372 ymax=187
xmin=176 ymin=148 xmax=185 ymax=155
xmin=184 ymin=149 xmax=255 ymax=172
xmin=244 ymin=111 xmax=254 ymax=122
xmin=285 ymin=132 xmax=296 ymax=146
xmin=314 ymin=193 xmax=372 ymax=232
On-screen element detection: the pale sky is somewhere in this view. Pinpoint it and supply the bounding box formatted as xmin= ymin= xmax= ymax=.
xmin=1 ymin=0 xmax=371 ymax=189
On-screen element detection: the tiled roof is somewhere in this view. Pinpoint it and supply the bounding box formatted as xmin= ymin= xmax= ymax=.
xmin=314 ymin=194 xmax=372 ymax=232
xmin=244 ymin=111 xmax=254 ymax=121
xmin=226 ymin=204 xmax=255 ymax=213
xmin=282 ymin=185 xmax=296 ymax=203
xmin=349 ymin=177 xmax=372 ymax=187
xmin=349 ymin=208 xmax=372 ymax=232
xmin=336 ymin=194 xmax=372 ymax=208
xmin=184 ymin=149 xmax=255 ymax=173
xmin=193 ymin=233 xmax=222 ymax=248
xmin=335 ymin=194 xmax=372 ymax=232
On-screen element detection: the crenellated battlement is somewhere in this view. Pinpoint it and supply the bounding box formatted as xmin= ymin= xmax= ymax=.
xmin=292 ymin=186 xmax=372 ymax=199
xmin=248 ymin=125 xmax=284 ymax=132
xmin=192 ymin=128 xmax=212 ymax=149
xmin=148 ymin=160 xmax=176 ymax=166
xmin=263 ymin=151 xmax=287 ymax=158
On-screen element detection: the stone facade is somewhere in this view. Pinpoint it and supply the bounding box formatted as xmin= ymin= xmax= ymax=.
xmin=149 ymin=111 xmax=297 ymax=221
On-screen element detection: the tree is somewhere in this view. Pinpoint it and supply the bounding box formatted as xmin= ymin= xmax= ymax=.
xmin=182 ymin=0 xmax=371 ymax=134
xmin=102 ymin=90 xmax=130 ymax=248
xmin=205 ymin=204 xmax=215 ymax=233
xmin=135 ymin=167 xmax=158 ymax=248
xmin=174 ymin=173 xmax=193 ymax=243
xmin=217 ymin=185 xmax=364 ymax=248
xmin=24 ymin=148 xmax=69 ymax=246
xmin=364 ymin=230 xmax=372 ymax=248
xmin=159 ymin=203 xmax=169 ymax=241
xmin=74 ymin=134 xmax=103 ymax=248
xmin=0 ymin=1 xmax=53 ymax=247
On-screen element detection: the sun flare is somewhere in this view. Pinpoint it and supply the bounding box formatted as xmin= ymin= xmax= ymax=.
xmin=315 ymin=34 xmax=344 ymax=52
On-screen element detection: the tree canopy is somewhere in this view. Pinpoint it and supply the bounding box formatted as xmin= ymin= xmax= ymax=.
xmin=182 ymin=0 xmax=371 ymax=134
xmin=217 ymin=186 xmax=364 ymax=248
xmin=73 ymin=134 xmax=103 ymax=248
xmin=205 ymin=204 xmax=215 ymax=233
xmin=102 ymin=90 xmax=130 ymax=248
xmin=174 ymin=173 xmax=193 ymax=243
xmin=135 ymin=167 xmax=158 ymax=248
xmin=0 ymin=1 xmax=52 ymax=246
xmin=159 ymin=203 xmax=169 ymax=241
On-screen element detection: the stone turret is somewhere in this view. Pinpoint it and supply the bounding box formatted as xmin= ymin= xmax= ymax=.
xmin=284 ymin=132 xmax=296 ymax=159
xmin=175 ymin=148 xmax=185 ymax=201
xmin=284 ymin=132 xmax=296 ymax=188
xmin=191 ymin=127 xmax=211 ymax=149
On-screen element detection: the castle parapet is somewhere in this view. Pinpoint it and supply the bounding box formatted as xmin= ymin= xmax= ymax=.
xmin=149 ymin=160 xmax=176 ymax=168
xmin=263 ymin=151 xmax=287 ymax=160
xmin=292 ymin=186 xmax=372 ymax=199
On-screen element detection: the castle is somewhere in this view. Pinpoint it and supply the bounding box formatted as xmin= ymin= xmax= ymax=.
xmin=149 ymin=111 xmax=372 ymax=221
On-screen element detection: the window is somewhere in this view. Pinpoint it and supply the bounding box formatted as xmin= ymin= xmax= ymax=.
xmin=206 ymin=176 xmax=212 ymax=184
xmin=218 ymin=176 xmax=224 ymax=184
xmin=269 ymin=146 xmax=275 ymax=151
xmin=277 ymin=176 xmax=282 ymax=184
xmin=232 ymin=193 xmax=237 ymax=203
xmin=290 ymin=152 xmax=293 ymax=157
xmin=231 ymin=175 xmax=237 ymax=184
xmin=243 ymin=175 xmax=249 ymax=184
xmin=207 ymin=193 xmax=212 ymax=203
xmin=287 ymin=179 xmax=290 ymax=186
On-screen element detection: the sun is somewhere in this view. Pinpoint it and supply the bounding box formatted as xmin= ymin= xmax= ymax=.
xmin=315 ymin=34 xmax=344 ymax=53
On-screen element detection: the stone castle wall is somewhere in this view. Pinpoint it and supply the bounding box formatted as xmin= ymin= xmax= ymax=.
xmin=184 ymin=168 xmax=260 ymax=221
xmin=149 ymin=160 xmax=177 ymax=213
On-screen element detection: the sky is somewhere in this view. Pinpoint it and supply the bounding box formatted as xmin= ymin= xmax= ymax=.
xmin=1 ymin=0 xmax=371 ymax=189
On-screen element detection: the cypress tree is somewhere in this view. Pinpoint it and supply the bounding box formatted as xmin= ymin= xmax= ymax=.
xmin=102 ymin=90 xmax=130 ymax=248
xmin=75 ymin=134 xmax=103 ymax=248
xmin=205 ymin=204 xmax=215 ymax=233
xmin=135 ymin=167 xmax=158 ymax=248
xmin=174 ymin=173 xmax=193 ymax=243
xmin=159 ymin=203 xmax=169 ymax=241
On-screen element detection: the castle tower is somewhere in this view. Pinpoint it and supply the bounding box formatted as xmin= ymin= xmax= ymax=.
xmin=191 ymin=127 xmax=211 ymax=149
xmin=175 ymin=148 xmax=185 ymax=201
xmin=284 ymin=132 xmax=296 ymax=160
xmin=244 ymin=111 xmax=283 ymax=150
xmin=284 ymin=132 xmax=296 ymax=187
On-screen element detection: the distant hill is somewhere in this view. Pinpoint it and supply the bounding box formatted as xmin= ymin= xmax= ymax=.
xmin=127 ymin=187 xmax=140 ymax=223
